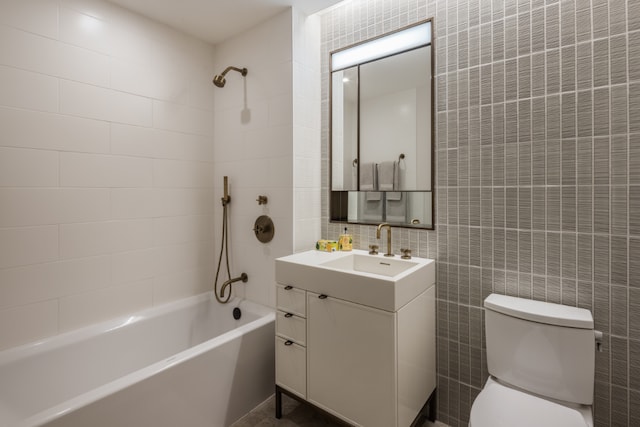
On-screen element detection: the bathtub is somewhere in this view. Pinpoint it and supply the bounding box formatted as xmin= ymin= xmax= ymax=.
xmin=0 ymin=292 xmax=275 ymax=427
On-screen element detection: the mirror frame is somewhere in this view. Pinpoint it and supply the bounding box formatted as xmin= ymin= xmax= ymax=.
xmin=329 ymin=18 xmax=435 ymax=230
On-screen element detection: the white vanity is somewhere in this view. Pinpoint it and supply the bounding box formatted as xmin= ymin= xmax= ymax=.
xmin=274 ymin=249 xmax=436 ymax=427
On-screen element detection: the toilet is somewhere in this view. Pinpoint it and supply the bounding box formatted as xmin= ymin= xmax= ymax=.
xmin=469 ymin=294 xmax=596 ymax=427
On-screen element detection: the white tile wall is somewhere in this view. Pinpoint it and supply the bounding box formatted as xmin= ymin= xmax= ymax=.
xmin=0 ymin=107 xmax=111 ymax=153
xmin=59 ymin=80 xmax=154 ymax=126
xmin=0 ymin=65 xmax=58 ymax=112
xmin=60 ymin=152 xmax=154 ymax=188
xmin=0 ymin=188 xmax=110 ymax=226
xmin=58 ymin=7 xmax=111 ymax=54
xmin=292 ymin=10 xmax=322 ymax=253
xmin=0 ymin=0 xmax=216 ymax=350
xmin=0 ymin=1 xmax=321 ymax=349
xmin=0 ymin=226 xmax=59 ymax=269
xmin=0 ymin=148 xmax=59 ymax=187
xmin=111 ymin=249 xmax=155 ymax=285
xmin=153 ymin=266 xmax=213 ymax=306
xmin=57 ymin=42 xmax=111 ymax=86
xmin=0 ymin=25 xmax=58 ymax=75
xmin=0 ymin=255 xmax=111 ymax=309
xmin=0 ymin=0 xmax=58 ymax=39
xmin=58 ymin=279 xmax=154 ymax=332
xmin=153 ymin=100 xmax=213 ymax=135
xmin=0 ymin=301 xmax=59 ymax=349
xmin=212 ymin=8 xmax=299 ymax=309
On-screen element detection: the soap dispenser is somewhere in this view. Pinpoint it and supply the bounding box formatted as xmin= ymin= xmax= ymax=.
xmin=339 ymin=227 xmax=352 ymax=251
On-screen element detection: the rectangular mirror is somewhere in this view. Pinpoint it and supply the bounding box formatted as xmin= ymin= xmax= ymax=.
xmin=330 ymin=19 xmax=434 ymax=229
xmin=331 ymin=67 xmax=358 ymax=191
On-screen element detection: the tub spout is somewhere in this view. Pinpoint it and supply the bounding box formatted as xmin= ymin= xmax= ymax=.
xmin=220 ymin=273 xmax=248 ymax=299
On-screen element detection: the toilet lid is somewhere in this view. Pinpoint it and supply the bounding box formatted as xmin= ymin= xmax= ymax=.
xmin=470 ymin=379 xmax=590 ymax=427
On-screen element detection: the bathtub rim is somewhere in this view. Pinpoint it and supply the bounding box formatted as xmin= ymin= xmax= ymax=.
xmin=0 ymin=292 xmax=275 ymax=427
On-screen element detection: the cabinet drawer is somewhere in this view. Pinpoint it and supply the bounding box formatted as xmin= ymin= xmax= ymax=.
xmin=276 ymin=336 xmax=307 ymax=399
xmin=276 ymin=284 xmax=306 ymax=317
xmin=276 ymin=311 xmax=306 ymax=346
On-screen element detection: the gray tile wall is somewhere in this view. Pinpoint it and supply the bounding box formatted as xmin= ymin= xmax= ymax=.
xmin=320 ymin=0 xmax=639 ymax=426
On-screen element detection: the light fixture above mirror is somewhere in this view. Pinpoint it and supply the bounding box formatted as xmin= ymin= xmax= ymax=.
xmin=329 ymin=19 xmax=434 ymax=229
xmin=331 ymin=21 xmax=432 ymax=71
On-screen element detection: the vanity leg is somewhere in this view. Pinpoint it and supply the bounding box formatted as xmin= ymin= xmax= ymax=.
xmin=427 ymin=389 xmax=437 ymax=422
xmin=275 ymin=386 xmax=282 ymax=419
xmin=410 ymin=388 xmax=437 ymax=427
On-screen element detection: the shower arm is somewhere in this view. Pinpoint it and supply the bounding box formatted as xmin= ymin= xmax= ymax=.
xmin=220 ymin=66 xmax=247 ymax=77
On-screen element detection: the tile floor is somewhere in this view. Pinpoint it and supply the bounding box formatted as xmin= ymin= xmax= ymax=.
xmin=231 ymin=394 xmax=444 ymax=427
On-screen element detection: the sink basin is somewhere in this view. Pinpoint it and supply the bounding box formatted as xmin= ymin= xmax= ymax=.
xmin=320 ymin=254 xmax=418 ymax=277
xmin=275 ymin=249 xmax=435 ymax=312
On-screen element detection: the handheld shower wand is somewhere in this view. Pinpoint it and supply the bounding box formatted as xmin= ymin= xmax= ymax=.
xmin=222 ymin=176 xmax=230 ymax=205
xmin=213 ymin=176 xmax=246 ymax=304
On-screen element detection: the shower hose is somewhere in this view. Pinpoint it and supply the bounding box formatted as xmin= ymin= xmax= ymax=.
xmin=214 ymin=201 xmax=233 ymax=304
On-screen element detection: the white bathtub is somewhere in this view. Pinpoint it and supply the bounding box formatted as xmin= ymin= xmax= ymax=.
xmin=0 ymin=292 xmax=275 ymax=427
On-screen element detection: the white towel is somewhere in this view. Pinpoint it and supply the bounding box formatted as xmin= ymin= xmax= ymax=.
xmin=359 ymin=192 xmax=383 ymax=221
xmin=386 ymin=194 xmax=407 ymax=223
xmin=378 ymin=161 xmax=397 ymax=191
xmin=366 ymin=191 xmax=381 ymax=201
xmin=360 ymin=162 xmax=377 ymax=191
xmin=386 ymin=191 xmax=402 ymax=201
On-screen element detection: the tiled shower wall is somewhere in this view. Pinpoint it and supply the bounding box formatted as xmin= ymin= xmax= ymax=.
xmin=212 ymin=8 xmax=321 ymax=309
xmin=321 ymin=0 xmax=640 ymax=426
xmin=0 ymin=0 xmax=216 ymax=350
xmin=213 ymin=9 xmax=296 ymax=309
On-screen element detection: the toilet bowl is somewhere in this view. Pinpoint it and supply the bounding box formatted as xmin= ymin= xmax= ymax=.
xmin=469 ymin=294 xmax=597 ymax=427
xmin=469 ymin=377 xmax=593 ymax=427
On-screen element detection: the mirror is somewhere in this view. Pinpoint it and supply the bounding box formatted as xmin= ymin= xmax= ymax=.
xmin=330 ymin=20 xmax=434 ymax=229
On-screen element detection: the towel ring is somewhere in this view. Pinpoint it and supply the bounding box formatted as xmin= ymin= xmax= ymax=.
xmin=398 ymin=153 xmax=405 ymax=162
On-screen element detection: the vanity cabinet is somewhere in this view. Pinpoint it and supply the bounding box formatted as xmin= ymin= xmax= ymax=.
xmin=274 ymin=252 xmax=436 ymax=427
xmin=275 ymin=284 xmax=307 ymax=399
xmin=307 ymin=292 xmax=396 ymax=426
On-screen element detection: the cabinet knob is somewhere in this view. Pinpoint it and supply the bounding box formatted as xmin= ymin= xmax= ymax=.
xmin=284 ymin=312 xmax=293 ymax=318
xmin=318 ymin=294 xmax=328 ymax=299
xmin=284 ymin=340 xmax=294 ymax=346
xmin=284 ymin=285 xmax=293 ymax=290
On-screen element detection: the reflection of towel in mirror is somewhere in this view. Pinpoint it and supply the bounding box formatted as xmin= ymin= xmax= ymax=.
xmin=360 ymin=162 xmax=377 ymax=191
xmin=378 ymin=161 xmax=398 ymax=191
xmin=360 ymin=192 xmax=383 ymax=222
xmin=386 ymin=193 xmax=406 ymax=223
xmin=366 ymin=192 xmax=381 ymax=201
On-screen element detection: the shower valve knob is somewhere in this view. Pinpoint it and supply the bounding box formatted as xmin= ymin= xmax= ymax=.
xmin=253 ymin=215 xmax=274 ymax=243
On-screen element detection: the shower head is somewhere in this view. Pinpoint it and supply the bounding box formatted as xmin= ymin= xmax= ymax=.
xmin=212 ymin=66 xmax=248 ymax=88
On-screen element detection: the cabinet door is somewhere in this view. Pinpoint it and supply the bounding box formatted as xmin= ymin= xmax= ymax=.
xmin=276 ymin=337 xmax=307 ymax=398
xmin=307 ymin=293 xmax=396 ymax=427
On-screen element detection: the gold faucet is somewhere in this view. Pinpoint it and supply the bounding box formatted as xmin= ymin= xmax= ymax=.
xmin=376 ymin=223 xmax=394 ymax=257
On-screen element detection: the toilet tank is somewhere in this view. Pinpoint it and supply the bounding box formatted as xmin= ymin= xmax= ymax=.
xmin=484 ymin=294 xmax=595 ymax=405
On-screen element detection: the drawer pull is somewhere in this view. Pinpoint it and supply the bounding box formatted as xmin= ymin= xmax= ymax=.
xmin=284 ymin=312 xmax=293 ymax=318
xmin=284 ymin=285 xmax=293 ymax=290
xmin=284 ymin=340 xmax=294 ymax=346
xmin=318 ymin=294 xmax=328 ymax=299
